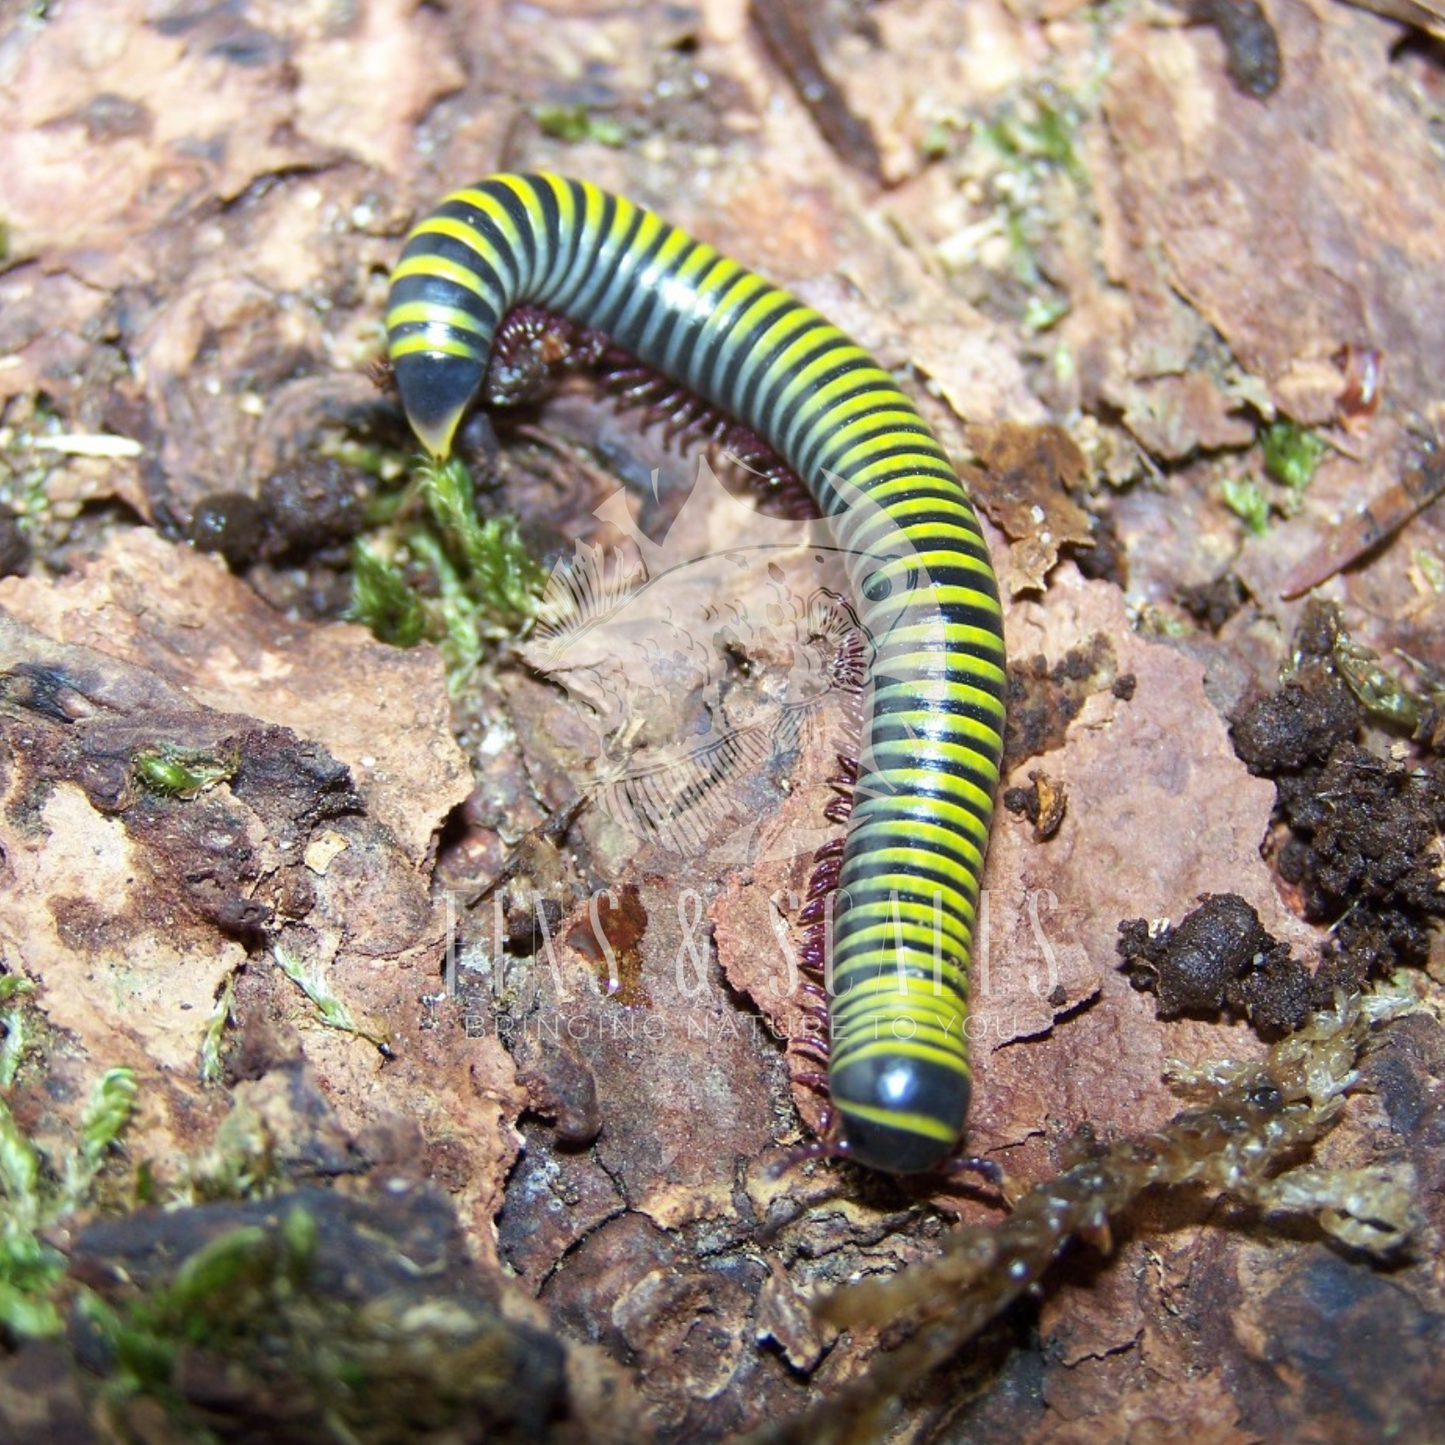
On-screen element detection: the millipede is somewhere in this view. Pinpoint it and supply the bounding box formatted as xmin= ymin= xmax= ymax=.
xmin=386 ymin=173 xmax=1007 ymax=1174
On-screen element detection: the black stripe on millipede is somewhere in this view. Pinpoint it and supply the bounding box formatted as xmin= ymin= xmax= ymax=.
xmin=765 ymin=359 xmax=885 ymax=456
xmin=866 ymin=698 xmax=1005 ymax=741
xmin=852 ymin=765 xmax=996 ymax=817
xmin=410 ymin=232 xmax=510 ymax=306
xmin=736 ymin=327 xmax=850 ymax=438
xmin=811 ymin=445 xmax=956 ymax=493
xmin=708 ymin=293 xmax=806 ymax=405
xmin=868 ymin=682 xmax=1003 ymax=723
xmin=837 ymin=856 xmax=985 ymax=914
xmin=860 ymin=505 xmax=988 ymax=533
xmin=388 ymin=276 xmax=501 ymax=341
xmin=679 ymin=272 xmax=762 ymax=387
xmin=866 ymin=713 xmax=1001 ymax=761
xmin=847 ymin=481 xmax=986 ymax=517
xmin=829 ymin=959 xmax=970 ymax=1002
xmin=793 ymin=394 xmax=934 ymax=480
xmin=434 ymin=197 xmax=519 ymax=293
xmin=484 ymin=182 xmax=539 ymax=282
xmin=692 ymin=282 xmax=787 ymax=394
xmin=650 ymin=240 xmax=725 ymax=376
xmin=628 ymin=235 xmax=699 ymax=366
xmin=585 ymin=201 xmax=649 ymax=336
xmin=529 ymin=177 xmax=562 ymax=286
xmin=554 ymin=187 xmax=619 ymax=314
xmin=604 ymin=219 xmax=680 ymax=356
xmin=555 ymin=179 xmax=593 ymax=299
xmin=838 ymin=833 xmax=987 ymax=891
xmin=862 ymin=746 xmax=999 ymax=802
xmin=803 ymin=422 xmax=941 ymax=476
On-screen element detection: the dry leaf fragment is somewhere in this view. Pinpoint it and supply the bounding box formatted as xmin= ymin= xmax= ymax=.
xmin=966 ymin=421 xmax=1095 ymax=595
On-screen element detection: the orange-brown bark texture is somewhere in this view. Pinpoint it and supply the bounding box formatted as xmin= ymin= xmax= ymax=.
xmin=1 ymin=2 xmax=1443 ymax=1442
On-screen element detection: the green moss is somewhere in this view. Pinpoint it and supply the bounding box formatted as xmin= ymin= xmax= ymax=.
xmin=78 ymin=1068 xmax=139 ymax=1176
xmin=1221 ymin=476 xmax=1271 ymax=537
xmin=273 ymin=942 xmax=391 ymax=1053
xmin=350 ymin=538 xmax=429 ymax=647
xmin=0 ymin=1096 xmax=42 ymax=1208
xmin=1414 ymin=548 xmax=1445 ymax=595
xmin=1333 ymin=632 xmax=1444 ymax=735
xmin=198 ymin=975 xmax=234 ymax=1087
xmin=960 ymin=90 xmax=1084 ymax=327
xmin=0 ymin=976 xmax=34 ymax=1090
xmin=921 ymin=120 xmax=956 ymax=160
xmin=74 ymin=1210 xmax=314 ymax=1402
xmin=350 ymin=456 xmax=546 ymax=689
xmin=133 ymin=743 xmax=239 ymax=799
xmin=985 ymin=95 xmax=1086 ymax=186
xmin=1022 ymin=293 xmax=1070 ymax=334
xmin=1260 ymin=420 xmax=1327 ymax=492
xmin=533 ymin=103 xmax=627 ymax=148
xmin=0 ymin=1066 xmax=138 ymax=1340
xmin=0 ymin=1229 xmax=65 ymax=1338
xmin=71 ymin=1192 xmax=567 ymax=1440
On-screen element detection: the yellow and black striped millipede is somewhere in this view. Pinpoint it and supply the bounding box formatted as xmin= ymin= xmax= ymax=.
xmin=386 ymin=173 xmax=1007 ymax=1173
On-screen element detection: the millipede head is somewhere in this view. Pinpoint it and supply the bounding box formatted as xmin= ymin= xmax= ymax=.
xmin=391 ymin=351 xmax=486 ymax=460
xmin=832 ymin=1056 xmax=972 ymax=1175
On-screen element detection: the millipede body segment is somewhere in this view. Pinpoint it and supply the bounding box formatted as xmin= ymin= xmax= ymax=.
xmin=386 ymin=173 xmax=1006 ymax=1173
